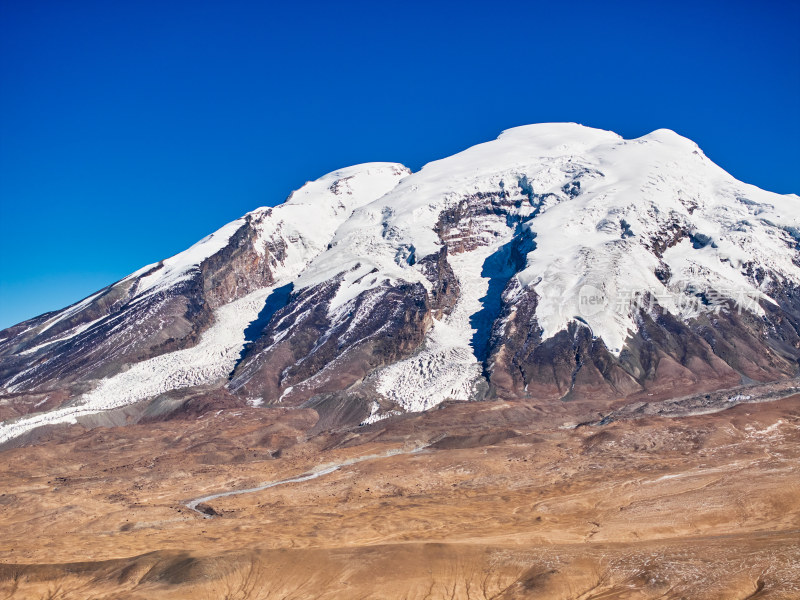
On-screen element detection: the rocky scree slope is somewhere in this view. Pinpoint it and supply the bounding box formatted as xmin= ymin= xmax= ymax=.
xmin=1 ymin=124 xmax=799 ymax=443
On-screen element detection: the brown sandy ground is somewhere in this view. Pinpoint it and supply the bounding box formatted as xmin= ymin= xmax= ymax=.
xmin=0 ymin=396 xmax=798 ymax=599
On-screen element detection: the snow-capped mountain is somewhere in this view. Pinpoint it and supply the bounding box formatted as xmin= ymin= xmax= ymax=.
xmin=2 ymin=124 xmax=799 ymax=444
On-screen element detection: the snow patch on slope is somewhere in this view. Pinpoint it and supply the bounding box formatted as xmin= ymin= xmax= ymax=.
xmin=0 ymin=163 xmax=412 ymax=443
xmin=134 ymin=218 xmax=248 ymax=300
xmin=18 ymin=316 xmax=108 ymax=357
xmin=360 ymin=401 xmax=402 ymax=425
xmin=0 ymin=286 xmax=273 ymax=444
xmin=513 ymin=129 xmax=796 ymax=353
xmin=375 ymin=237 xmax=511 ymax=412
xmin=249 ymin=163 xmax=410 ymax=286
xmin=37 ymin=291 xmax=105 ymax=335
xmin=95 ymin=163 xmax=410 ymax=308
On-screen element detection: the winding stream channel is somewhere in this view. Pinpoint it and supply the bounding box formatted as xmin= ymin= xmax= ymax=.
xmin=185 ymin=444 xmax=430 ymax=517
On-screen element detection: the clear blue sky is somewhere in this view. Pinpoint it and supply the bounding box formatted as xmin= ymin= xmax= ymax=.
xmin=1 ymin=0 xmax=798 ymax=329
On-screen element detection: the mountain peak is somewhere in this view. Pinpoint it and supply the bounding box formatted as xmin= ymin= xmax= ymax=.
xmin=1 ymin=124 xmax=798 ymax=443
xmin=497 ymin=122 xmax=622 ymax=145
xmin=636 ymin=127 xmax=702 ymax=149
xmin=283 ymin=162 xmax=410 ymax=209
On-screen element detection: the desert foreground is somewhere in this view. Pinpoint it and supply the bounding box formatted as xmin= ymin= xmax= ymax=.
xmin=1 ymin=395 xmax=798 ymax=599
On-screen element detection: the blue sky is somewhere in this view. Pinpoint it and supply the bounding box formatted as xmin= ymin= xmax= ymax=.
xmin=1 ymin=0 xmax=798 ymax=329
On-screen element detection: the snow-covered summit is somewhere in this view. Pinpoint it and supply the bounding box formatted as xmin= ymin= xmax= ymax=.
xmin=299 ymin=123 xmax=800 ymax=352
xmin=282 ymin=123 xmax=800 ymax=415
xmin=124 ymin=162 xmax=410 ymax=302
xmin=2 ymin=124 xmax=799 ymax=442
xmin=283 ymin=162 xmax=410 ymax=208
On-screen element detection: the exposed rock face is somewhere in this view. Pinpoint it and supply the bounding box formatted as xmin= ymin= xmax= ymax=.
xmin=486 ymin=283 xmax=800 ymax=403
xmin=1 ymin=124 xmax=799 ymax=444
xmin=0 ymin=215 xmax=276 ymax=402
xmin=417 ymin=247 xmax=460 ymax=319
xmin=228 ymin=277 xmax=433 ymax=406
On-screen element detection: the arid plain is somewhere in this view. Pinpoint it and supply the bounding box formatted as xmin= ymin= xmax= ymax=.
xmin=1 ymin=391 xmax=798 ymax=599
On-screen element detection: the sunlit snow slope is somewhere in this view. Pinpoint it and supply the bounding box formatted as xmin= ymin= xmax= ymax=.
xmin=2 ymin=124 xmax=799 ymax=441
xmin=0 ymin=163 xmax=409 ymax=442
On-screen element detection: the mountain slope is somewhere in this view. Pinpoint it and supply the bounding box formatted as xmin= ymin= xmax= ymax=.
xmin=2 ymin=124 xmax=799 ymax=444
xmin=231 ymin=123 xmax=800 ymax=417
xmin=0 ymin=163 xmax=409 ymax=442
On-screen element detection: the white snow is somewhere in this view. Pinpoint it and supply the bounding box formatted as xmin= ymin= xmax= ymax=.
xmin=4 ymin=124 xmax=800 ymax=435
xmin=374 ymin=233 xmax=512 ymax=412
xmin=359 ymin=401 xmax=402 ymax=425
xmin=247 ymin=163 xmax=410 ymax=288
xmin=0 ymin=286 xmax=273 ymax=444
xmin=0 ymin=163 xmax=410 ymax=443
xmin=134 ymin=219 xmax=247 ymax=299
xmin=298 ymin=123 xmax=800 ymax=359
xmin=52 ymin=162 xmax=408 ymax=311
xmin=299 ymin=123 xmax=620 ymax=292
xmin=18 ymin=316 xmax=107 ymax=356
xmin=36 ymin=291 xmax=104 ymax=335
xmin=498 ymin=126 xmax=797 ymax=354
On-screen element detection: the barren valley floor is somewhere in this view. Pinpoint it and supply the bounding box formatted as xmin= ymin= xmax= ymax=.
xmin=1 ymin=396 xmax=798 ymax=599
